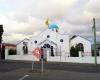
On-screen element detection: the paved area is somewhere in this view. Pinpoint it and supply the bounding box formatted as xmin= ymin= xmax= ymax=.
xmin=0 ymin=60 xmax=100 ymax=80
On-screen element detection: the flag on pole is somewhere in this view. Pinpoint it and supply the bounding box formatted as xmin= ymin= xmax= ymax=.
xmin=45 ymin=19 xmax=49 ymax=28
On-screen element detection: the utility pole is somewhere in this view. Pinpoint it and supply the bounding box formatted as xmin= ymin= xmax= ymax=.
xmin=93 ymin=18 xmax=97 ymax=65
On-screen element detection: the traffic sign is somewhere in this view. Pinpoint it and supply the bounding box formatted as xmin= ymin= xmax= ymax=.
xmin=32 ymin=47 xmax=41 ymax=59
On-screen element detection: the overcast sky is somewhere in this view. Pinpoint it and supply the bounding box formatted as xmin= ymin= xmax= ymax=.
xmin=0 ymin=0 xmax=100 ymax=44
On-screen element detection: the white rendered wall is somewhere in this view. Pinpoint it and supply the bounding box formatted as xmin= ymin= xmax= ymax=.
xmin=70 ymin=36 xmax=91 ymax=56
xmin=29 ymin=29 xmax=70 ymax=56
xmin=5 ymin=49 xmax=39 ymax=61
xmin=6 ymin=55 xmax=39 ymax=61
xmin=17 ymin=39 xmax=29 ymax=55
xmin=5 ymin=48 xmax=100 ymax=64
xmin=47 ymin=55 xmax=100 ymax=64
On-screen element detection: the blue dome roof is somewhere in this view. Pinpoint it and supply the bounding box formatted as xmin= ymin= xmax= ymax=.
xmin=48 ymin=23 xmax=59 ymax=29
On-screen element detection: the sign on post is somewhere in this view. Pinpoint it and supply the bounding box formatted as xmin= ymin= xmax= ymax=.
xmin=32 ymin=47 xmax=41 ymax=59
xmin=32 ymin=47 xmax=41 ymax=71
xmin=32 ymin=47 xmax=44 ymax=72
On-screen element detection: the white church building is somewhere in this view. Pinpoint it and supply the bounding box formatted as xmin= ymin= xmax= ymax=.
xmin=16 ymin=23 xmax=91 ymax=60
xmin=5 ymin=23 xmax=94 ymax=63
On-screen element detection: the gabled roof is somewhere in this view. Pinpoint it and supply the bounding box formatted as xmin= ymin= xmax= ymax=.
xmin=29 ymin=29 xmax=69 ymax=40
xmin=70 ymin=35 xmax=91 ymax=42
xmin=38 ymin=39 xmax=57 ymax=46
xmin=16 ymin=38 xmax=29 ymax=45
xmin=2 ymin=43 xmax=16 ymax=47
xmin=17 ymin=29 xmax=69 ymax=45
xmin=70 ymin=35 xmax=77 ymax=40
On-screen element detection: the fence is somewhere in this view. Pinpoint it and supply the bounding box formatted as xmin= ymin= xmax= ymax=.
xmin=5 ymin=49 xmax=39 ymax=61
xmin=5 ymin=49 xmax=100 ymax=64
xmin=46 ymin=51 xmax=100 ymax=64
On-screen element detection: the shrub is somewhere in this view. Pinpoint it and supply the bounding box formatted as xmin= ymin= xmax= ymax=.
xmin=92 ymin=50 xmax=99 ymax=56
xmin=8 ymin=49 xmax=16 ymax=55
xmin=70 ymin=46 xmax=79 ymax=57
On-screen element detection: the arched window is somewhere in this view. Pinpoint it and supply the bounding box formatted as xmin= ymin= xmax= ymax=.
xmin=77 ymin=43 xmax=84 ymax=52
xmin=23 ymin=42 xmax=28 ymax=54
xmin=23 ymin=42 xmax=27 ymax=45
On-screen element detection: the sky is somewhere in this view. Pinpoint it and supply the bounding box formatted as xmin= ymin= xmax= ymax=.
xmin=0 ymin=0 xmax=100 ymax=44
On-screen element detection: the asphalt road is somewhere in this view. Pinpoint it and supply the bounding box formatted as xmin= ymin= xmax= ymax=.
xmin=0 ymin=60 xmax=100 ymax=80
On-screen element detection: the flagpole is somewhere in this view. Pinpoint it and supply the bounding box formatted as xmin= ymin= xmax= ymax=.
xmin=93 ymin=18 xmax=97 ymax=65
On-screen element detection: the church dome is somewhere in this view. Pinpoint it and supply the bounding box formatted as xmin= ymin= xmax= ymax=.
xmin=48 ymin=23 xmax=59 ymax=29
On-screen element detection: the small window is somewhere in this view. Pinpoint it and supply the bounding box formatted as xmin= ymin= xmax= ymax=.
xmin=47 ymin=35 xmax=50 ymax=38
xmin=60 ymin=39 xmax=63 ymax=42
xmin=34 ymin=40 xmax=37 ymax=44
xmin=23 ymin=42 xmax=27 ymax=45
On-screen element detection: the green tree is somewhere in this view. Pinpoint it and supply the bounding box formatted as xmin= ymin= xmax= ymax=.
xmin=0 ymin=25 xmax=4 ymax=55
xmin=70 ymin=46 xmax=79 ymax=57
xmin=8 ymin=49 xmax=17 ymax=55
xmin=0 ymin=25 xmax=4 ymax=44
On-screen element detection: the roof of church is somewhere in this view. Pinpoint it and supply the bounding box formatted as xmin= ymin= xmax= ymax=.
xmin=16 ymin=38 xmax=29 ymax=45
xmin=70 ymin=35 xmax=77 ymax=40
xmin=70 ymin=35 xmax=91 ymax=42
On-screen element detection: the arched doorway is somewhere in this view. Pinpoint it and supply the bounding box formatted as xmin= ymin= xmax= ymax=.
xmin=75 ymin=43 xmax=84 ymax=57
xmin=38 ymin=40 xmax=57 ymax=60
xmin=77 ymin=43 xmax=84 ymax=52
xmin=42 ymin=43 xmax=54 ymax=57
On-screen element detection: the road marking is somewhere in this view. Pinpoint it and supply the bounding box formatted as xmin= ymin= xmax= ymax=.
xmin=18 ymin=74 xmax=29 ymax=80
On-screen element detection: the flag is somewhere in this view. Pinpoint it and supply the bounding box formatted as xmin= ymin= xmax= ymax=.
xmin=45 ymin=19 xmax=49 ymax=28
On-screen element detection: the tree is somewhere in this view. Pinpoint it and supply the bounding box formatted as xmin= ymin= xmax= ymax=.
xmin=70 ymin=46 xmax=79 ymax=57
xmin=0 ymin=25 xmax=4 ymax=44
xmin=0 ymin=25 xmax=4 ymax=56
xmin=8 ymin=49 xmax=16 ymax=55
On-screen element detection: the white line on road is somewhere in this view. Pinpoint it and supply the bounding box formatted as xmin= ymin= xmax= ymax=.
xmin=18 ymin=74 xmax=29 ymax=80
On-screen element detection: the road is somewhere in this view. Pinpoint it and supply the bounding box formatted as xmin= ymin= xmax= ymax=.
xmin=0 ymin=60 xmax=100 ymax=80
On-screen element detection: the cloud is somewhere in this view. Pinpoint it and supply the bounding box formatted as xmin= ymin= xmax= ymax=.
xmin=3 ymin=31 xmax=41 ymax=44
xmin=85 ymin=0 xmax=100 ymax=13
xmin=0 ymin=13 xmax=45 ymax=43
xmin=1 ymin=0 xmax=78 ymax=44
xmin=0 ymin=0 xmax=16 ymax=3
xmin=58 ymin=21 xmax=87 ymax=34
xmin=67 ymin=0 xmax=100 ymax=25
xmin=1 ymin=0 xmax=100 ymax=44
xmin=13 ymin=0 xmax=77 ymax=21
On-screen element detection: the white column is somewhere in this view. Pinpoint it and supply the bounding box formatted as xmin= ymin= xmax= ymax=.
xmin=79 ymin=51 xmax=82 ymax=57
xmin=5 ymin=49 xmax=8 ymax=59
xmin=47 ymin=50 xmax=49 ymax=61
xmin=20 ymin=51 xmax=23 ymax=55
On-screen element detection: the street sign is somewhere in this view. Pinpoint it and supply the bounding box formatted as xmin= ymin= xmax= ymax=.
xmin=32 ymin=47 xmax=41 ymax=59
xmin=32 ymin=47 xmax=44 ymax=72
